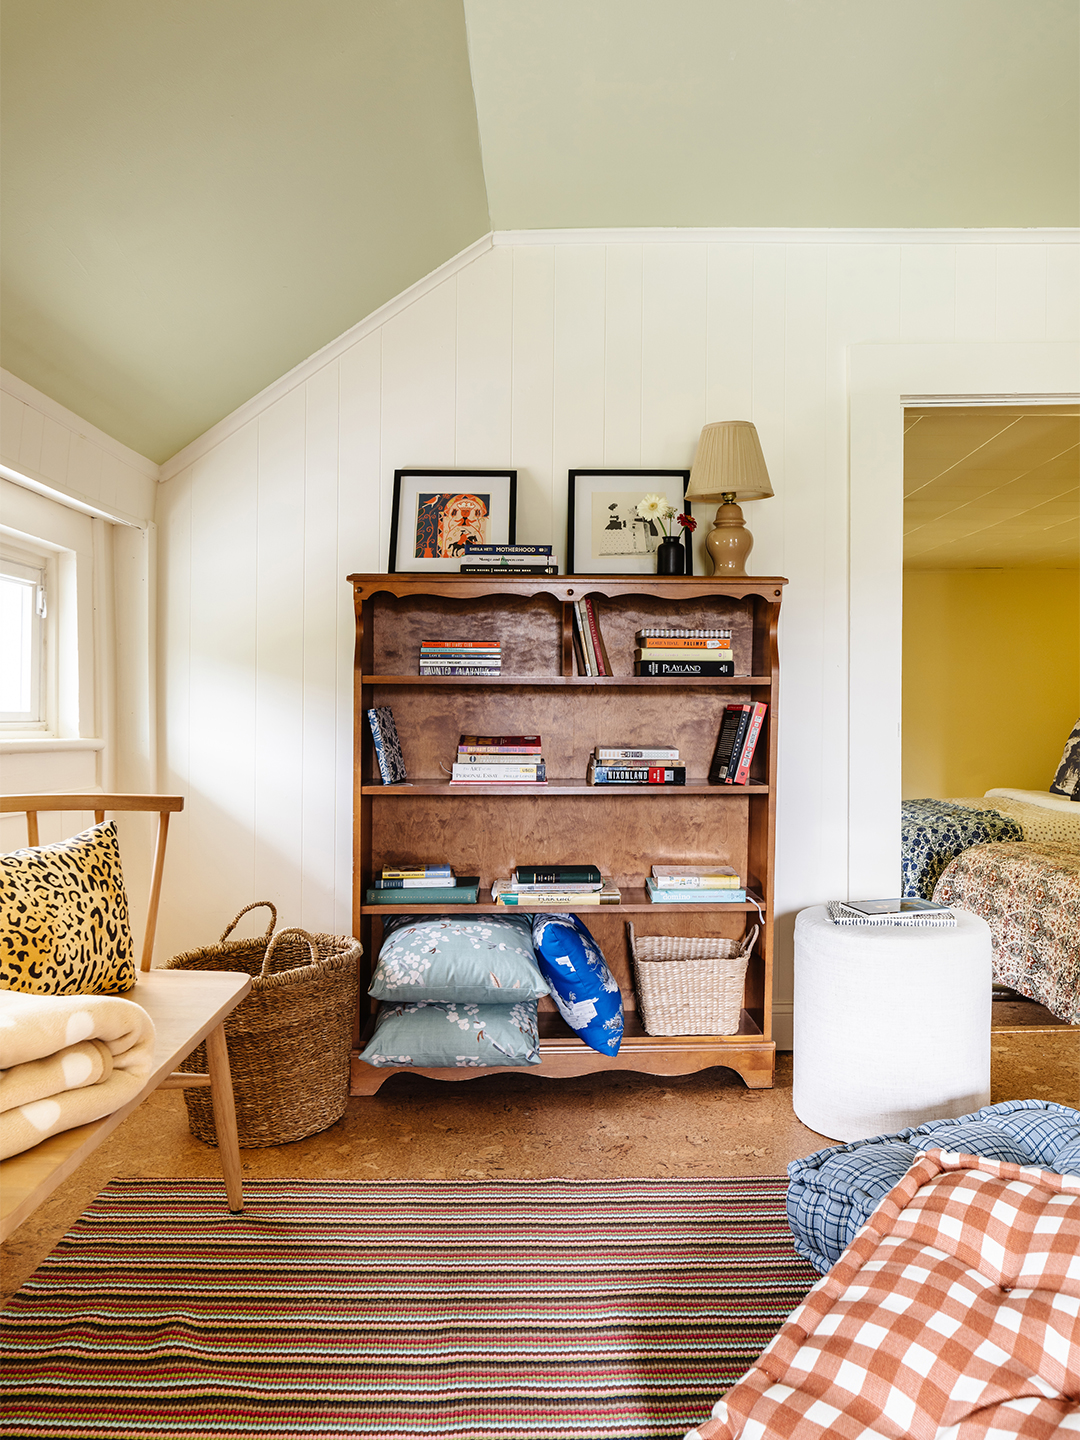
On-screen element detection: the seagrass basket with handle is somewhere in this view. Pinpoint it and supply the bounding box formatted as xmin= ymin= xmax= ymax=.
xmin=627 ymin=922 xmax=759 ymax=1036
xmin=166 ymin=903 xmax=361 ymax=1147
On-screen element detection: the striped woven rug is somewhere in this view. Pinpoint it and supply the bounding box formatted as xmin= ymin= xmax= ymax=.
xmin=1 ymin=1176 xmax=818 ymax=1440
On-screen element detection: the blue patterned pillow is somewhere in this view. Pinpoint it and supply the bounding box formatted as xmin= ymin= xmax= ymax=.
xmin=530 ymin=913 xmax=623 ymax=1055
xmin=358 ymin=1000 xmax=540 ymax=1068
xmin=370 ymin=915 xmax=548 ymax=1004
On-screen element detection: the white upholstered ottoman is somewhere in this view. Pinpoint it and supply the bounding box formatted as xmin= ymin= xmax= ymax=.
xmin=792 ymin=905 xmax=992 ymax=1141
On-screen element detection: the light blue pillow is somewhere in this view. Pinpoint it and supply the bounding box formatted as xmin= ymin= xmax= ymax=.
xmin=530 ymin=913 xmax=623 ymax=1055
xmin=370 ymin=915 xmax=548 ymax=1004
xmin=358 ymin=1000 xmax=541 ymax=1068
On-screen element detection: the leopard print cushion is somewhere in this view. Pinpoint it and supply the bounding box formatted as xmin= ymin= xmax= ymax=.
xmin=0 ymin=821 xmax=135 ymax=995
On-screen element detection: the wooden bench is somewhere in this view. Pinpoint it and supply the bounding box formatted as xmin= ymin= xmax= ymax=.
xmin=1 ymin=794 xmax=252 ymax=1240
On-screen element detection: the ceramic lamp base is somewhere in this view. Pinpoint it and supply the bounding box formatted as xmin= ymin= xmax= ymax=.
xmin=705 ymin=501 xmax=753 ymax=577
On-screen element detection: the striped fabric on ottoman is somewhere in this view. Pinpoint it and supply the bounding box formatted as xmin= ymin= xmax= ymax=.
xmin=686 ymin=1150 xmax=1080 ymax=1440
xmin=786 ymin=1098 xmax=1080 ymax=1272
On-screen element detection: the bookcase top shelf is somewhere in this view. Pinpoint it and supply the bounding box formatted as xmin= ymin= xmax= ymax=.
xmin=348 ymin=573 xmax=787 ymax=603
xmin=362 ymin=887 xmax=765 ymax=915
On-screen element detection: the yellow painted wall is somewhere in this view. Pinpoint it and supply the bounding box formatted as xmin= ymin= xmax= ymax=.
xmin=902 ymin=569 xmax=1080 ymax=799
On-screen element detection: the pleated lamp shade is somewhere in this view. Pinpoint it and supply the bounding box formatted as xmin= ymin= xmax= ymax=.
xmin=686 ymin=421 xmax=774 ymax=503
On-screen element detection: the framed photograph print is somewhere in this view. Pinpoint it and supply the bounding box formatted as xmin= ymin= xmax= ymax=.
xmin=388 ymin=470 xmax=517 ymax=573
xmin=566 ymin=470 xmax=692 ymax=575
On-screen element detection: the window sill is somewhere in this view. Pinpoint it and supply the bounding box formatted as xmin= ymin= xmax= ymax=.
xmin=0 ymin=737 xmax=105 ymax=754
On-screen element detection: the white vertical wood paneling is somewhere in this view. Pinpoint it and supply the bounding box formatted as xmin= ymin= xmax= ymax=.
xmin=152 ymin=230 xmax=1078 ymax=1034
xmin=995 ymin=245 xmax=1048 ymax=340
xmin=899 ymin=245 xmax=956 ymax=341
xmin=337 ymin=332 xmax=382 ymax=926
xmin=1046 ymin=245 xmax=1080 ymax=342
xmin=455 ymin=246 xmax=513 ymax=468
xmin=552 ymin=246 xmax=606 ymax=552
xmin=189 ymin=425 xmax=260 ymax=933
xmin=155 ymin=467 xmax=193 ymax=960
xmin=301 ymin=363 xmax=341 ymax=931
xmin=640 ymin=243 xmax=707 ymax=470
xmin=603 ymin=245 xmax=643 ymax=468
xmin=510 ymin=246 xmax=556 ymax=547
xmin=954 ymin=245 xmax=997 ymax=340
xmin=254 ymin=392 xmax=306 ymax=924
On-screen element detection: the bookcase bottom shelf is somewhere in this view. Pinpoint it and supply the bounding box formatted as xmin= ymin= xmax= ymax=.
xmin=349 ymin=1011 xmax=775 ymax=1096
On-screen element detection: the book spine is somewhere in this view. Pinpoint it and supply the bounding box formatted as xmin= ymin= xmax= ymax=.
xmin=496 ymin=893 xmax=603 ymax=905
xmin=594 ymin=748 xmax=680 ymax=762
xmin=585 ymin=597 xmax=611 ymax=675
xmin=571 ymin=602 xmax=592 ymax=676
xmin=463 ymin=544 xmax=552 ymax=555
xmin=576 ymin=599 xmax=599 ymax=676
xmin=366 ymin=888 xmax=478 ymax=904
xmin=712 ymin=706 xmax=751 ymax=781
xmin=456 ymin=752 xmax=545 ymax=763
xmin=637 ymin=628 xmax=733 ymax=639
xmin=647 ymin=889 xmax=748 ymax=903
xmin=420 ymin=641 xmax=502 ymax=651
xmin=451 ymin=764 xmax=545 ymax=779
xmin=589 ymin=766 xmax=686 ymax=784
xmin=457 ymin=570 xmax=556 ymax=576
xmin=637 ymin=637 xmax=732 ymax=649
xmin=729 ymin=703 xmax=767 ymax=785
xmin=420 ymin=666 xmax=502 ymax=675
xmin=633 ymin=647 xmax=732 ymax=661
xmin=372 ymin=877 xmax=455 ymax=889
xmin=367 ymin=708 xmax=391 ymax=785
xmin=650 ymin=877 xmax=742 ymax=889
xmin=458 ymin=741 xmax=542 ymax=752
xmin=515 ymin=867 xmax=602 ymax=884
xmin=635 ymin=660 xmax=735 ymax=677
xmin=381 ymin=866 xmax=453 ymax=878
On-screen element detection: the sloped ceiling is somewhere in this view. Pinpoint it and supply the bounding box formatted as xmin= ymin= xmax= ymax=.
xmin=2 ymin=0 xmax=1077 ymax=464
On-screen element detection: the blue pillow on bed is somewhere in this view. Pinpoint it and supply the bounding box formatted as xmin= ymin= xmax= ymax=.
xmin=530 ymin=913 xmax=623 ymax=1055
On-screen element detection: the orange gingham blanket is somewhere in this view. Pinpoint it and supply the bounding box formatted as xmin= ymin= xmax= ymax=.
xmin=687 ymin=1150 xmax=1080 ymax=1439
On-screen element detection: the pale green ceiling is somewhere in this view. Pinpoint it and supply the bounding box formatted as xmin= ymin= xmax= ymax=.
xmin=2 ymin=1 xmax=1077 ymax=465
xmin=465 ymin=0 xmax=1080 ymax=230
xmin=1 ymin=0 xmax=490 ymax=462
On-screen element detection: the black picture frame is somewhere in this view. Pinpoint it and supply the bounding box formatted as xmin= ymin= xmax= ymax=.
xmin=388 ymin=469 xmax=518 ymax=573
xmin=566 ymin=470 xmax=692 ymax=575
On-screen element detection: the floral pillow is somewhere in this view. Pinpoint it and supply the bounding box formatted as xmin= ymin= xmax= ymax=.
xmin=357 ymin=999 xmax=541 ymax=1068
xmin=531 ymin=912 xmax=623 ymax=1055
xmin=369 ymin=915 xmax=548 ymax=1004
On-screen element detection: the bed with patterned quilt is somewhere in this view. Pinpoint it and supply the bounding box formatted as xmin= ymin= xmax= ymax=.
xmin=900 ymin=745 xmax=1079 ymax=1025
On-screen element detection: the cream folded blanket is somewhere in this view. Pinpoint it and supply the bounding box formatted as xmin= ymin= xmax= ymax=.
xmin=0 ymin=991 xmax=156 ymax=1159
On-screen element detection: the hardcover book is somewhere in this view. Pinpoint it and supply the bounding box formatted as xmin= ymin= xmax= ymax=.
xmin=645 ymin=879 xmax=748 ymax=904
xmin=726 ymin=702 xmax=768 ymax=785
xmin=459 ymin=564 xmax=559 ymax=574
xmin=587 ymin=765 xmax=686 ymax=785
xmin=492 ymin=878 xmax=620 ymax=906
xmin=459 ymin=735 xmax=542 ymax=753
xmin=515 ymin=864 xmax=601 ymax=885
xmin=709 ymin=704 xmax=752 ymax=783
xmin=637 ymin=636 xmax=731 ymax=649
xmin=367 ymin=706 xmax=407 ymax=784
xmin=594 ymin=746 xmax=680 ymax=761
xmin=637 ymin=628 xmax=732 ymax=639
xmin=462 ymin=544 xmax=553 ymax=556
xmin=365 ymin=876 xmax=480 ymax=905
xmin=635 ymin=659 xmax=735 ymax=677
xmin=650 ymin=865 xmax=741 ymax=888
xmin=382 ymin=864 xmax=452 ymax=879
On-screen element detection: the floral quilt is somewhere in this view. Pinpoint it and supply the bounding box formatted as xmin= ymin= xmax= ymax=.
xmin=901 ymin=798 xmax=1023 ymax=900
xmin=933 ymin=840 xmax=1080 ymax=1024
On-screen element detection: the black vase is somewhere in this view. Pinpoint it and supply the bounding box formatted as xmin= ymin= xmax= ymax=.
xmin=655 ymin=536 xmax=685 ymax=575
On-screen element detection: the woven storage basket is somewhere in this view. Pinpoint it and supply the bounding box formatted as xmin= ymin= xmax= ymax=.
xmin=627 ymin=922 xmax=759 ymax=1036
xmin=166 ymin=903 xmax=361 ymax=1148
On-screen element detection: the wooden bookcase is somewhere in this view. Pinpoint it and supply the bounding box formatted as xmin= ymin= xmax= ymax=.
xmin=348 ymin=573 xmax=786 ymax=1095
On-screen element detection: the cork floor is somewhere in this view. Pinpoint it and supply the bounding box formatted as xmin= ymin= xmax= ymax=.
xmin=2 ymin=1007 xmax=1076 ymax=1302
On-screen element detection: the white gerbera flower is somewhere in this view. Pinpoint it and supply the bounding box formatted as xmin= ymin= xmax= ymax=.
xmin=636 ymin=493 xmax=666 ymax=520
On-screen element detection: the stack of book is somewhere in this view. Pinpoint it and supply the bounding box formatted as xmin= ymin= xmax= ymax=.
xmin=492 ymin=864 xmax=620 ymax=906
xmin=708 ymin=702 xmax=768 ymax=785
xmin=450 ymin=734 xmax=547 ymax=785
xmin=366 ymin=864 xmax=480 ymax=905
xmin=646 ymin=864 xmax=747 ymax=904
xmin=587 ymin=744 xmax=685 ymax=786
xmin=459 ymin=544 xmax=558 ymax=575
xmin=419 ymin=639 xmax=501 ymax=677
xmin=634 ymin=628 xmax=734 ymax=678
xmin=572 ymin=598 xmax=611 ymax=676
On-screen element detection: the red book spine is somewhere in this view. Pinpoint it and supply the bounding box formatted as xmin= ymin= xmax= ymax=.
xmin=583 ymin=599 xmax=608 ymax=677
xmin=730 ymin=703 xmax=768 ymax=785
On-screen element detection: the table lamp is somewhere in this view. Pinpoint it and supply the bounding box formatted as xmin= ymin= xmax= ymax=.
xmin=685 ymin=421 xmax=774 ymax=576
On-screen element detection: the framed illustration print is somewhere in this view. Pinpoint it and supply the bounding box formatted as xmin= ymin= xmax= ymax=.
xmin=566 ymin=470 xmax=692 ymax=575
xmin=388 ymin=470 xmax=517 ymax=573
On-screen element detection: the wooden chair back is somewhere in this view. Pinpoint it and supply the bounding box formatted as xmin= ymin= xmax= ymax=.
xmin=0 ymin=793 xmax=184 ymax=971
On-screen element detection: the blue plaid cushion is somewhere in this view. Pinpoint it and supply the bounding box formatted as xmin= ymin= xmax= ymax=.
xmin=787 ymin=1099 xmax=1080 ymax=1272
